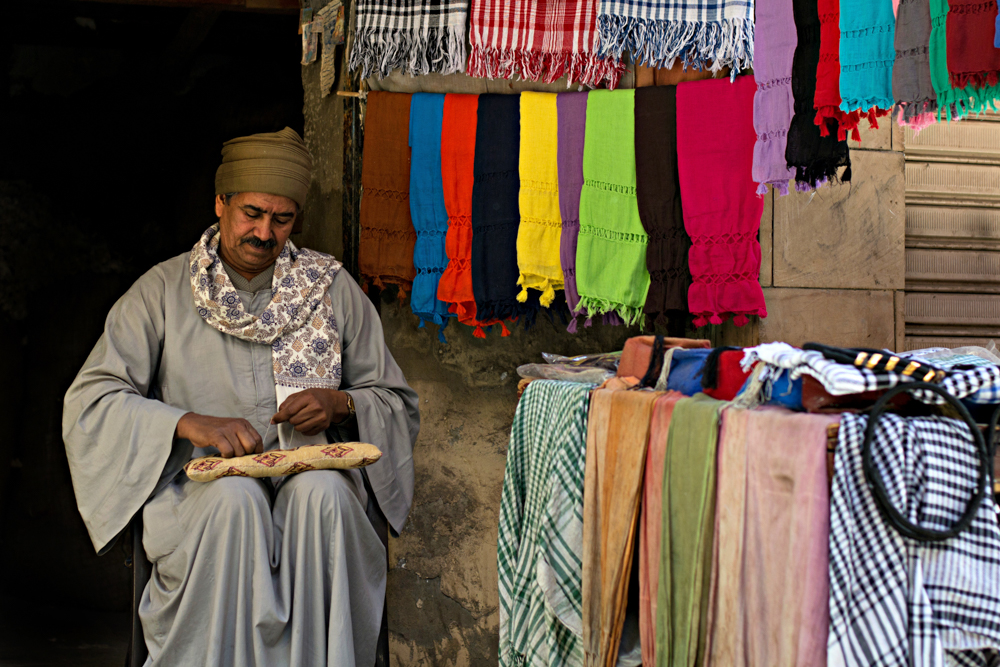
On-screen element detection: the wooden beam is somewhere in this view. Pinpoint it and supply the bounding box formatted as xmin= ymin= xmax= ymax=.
xmin=70 ymin=0 xmax=299 ymax=13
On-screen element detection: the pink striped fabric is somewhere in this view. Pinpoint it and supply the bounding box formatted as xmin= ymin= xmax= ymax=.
xmin=467 ymin=0 xmax=625 ymax=88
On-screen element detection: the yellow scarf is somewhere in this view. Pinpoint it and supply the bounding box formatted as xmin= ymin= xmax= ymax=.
xmin=517 ymin=91 xmax=564 ymax=307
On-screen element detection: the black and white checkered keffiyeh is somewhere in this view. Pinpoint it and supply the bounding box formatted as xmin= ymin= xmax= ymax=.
xmin=829 ymin=413 xmax=1000 ymax=667
xmin=347 ymin=0 xmax=469 ymax=78
xmin=742 ymin=343 xmax=1000 ymax=405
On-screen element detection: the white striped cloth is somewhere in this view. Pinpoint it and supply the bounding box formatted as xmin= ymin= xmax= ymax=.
xmin=829 ymin=413 xmax=1000 ymax=667
xmin=596 ymin=0 xmax=754 ymax=75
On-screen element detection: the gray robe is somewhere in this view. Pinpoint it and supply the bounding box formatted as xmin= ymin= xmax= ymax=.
xmin=62 ymin=251 xmax=419 ymax=666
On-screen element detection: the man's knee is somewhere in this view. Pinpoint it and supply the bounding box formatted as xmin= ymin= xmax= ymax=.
xmin=201 ymin=476 xmax=270 ymax=527
xmin=280 ymin=470 xmax=361 ymax=516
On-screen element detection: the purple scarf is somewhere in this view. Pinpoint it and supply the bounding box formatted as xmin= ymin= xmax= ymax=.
xmin=753 ymin=0 xmax=798 ymax=195
xmin=557 ymin=91 xmax=622 ymax=333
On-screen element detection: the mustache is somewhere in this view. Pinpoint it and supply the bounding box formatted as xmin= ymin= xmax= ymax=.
xmin=240 ymin=235 xmax=278 ymax=250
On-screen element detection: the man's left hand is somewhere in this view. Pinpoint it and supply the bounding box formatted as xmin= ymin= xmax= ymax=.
xmin=271 ymin=388 xmax=351 ymax=436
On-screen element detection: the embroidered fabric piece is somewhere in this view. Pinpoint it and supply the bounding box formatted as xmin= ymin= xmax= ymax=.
xmin=472 ymin=94 xmax=541 ymax=327
xmin=634 ymin=85 xmax=690 ymax=324
xmin=947 ymin=0 xmax=1000 ymax=111
xmin=409 ymin=93 xmax=454 ymax=342
xmin=348 ymin=0 xmax=469 ymax=78
xmin=595 ymin=0 xmax=754 ymax=79
xmin=517 ymin=92 xmax=565 ymax=308
xmin=359 ymin=91 xmax=416 ymax=296
xmin=468 ymin=0 xmax=625 ymax=88
xmin=676 ymin=76 xmax=766 ymax=328
xmin=577 ymin=89 xmax=651 ymax=328
xmin=190 ymin=224 xmax=342 ymax=390
xmin=839 ymin=0 xmax=896 ymax=116
xmin=437 ymin=94 xmax=509 ymax=339
xmin=786 ymin=0 xmax=852 ymax=190
xmin=753 ymin=0 xmax=798 ymax=195
xmin=893 ymin=0 xmax=938 ymax=121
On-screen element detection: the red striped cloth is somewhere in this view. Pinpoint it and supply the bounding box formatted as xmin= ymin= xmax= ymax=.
xmin=467 ymin=0 xmax=625 ymax=89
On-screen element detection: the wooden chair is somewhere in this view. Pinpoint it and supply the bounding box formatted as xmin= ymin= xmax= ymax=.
xmin=124 ymin=475 xmax=391 ymax=667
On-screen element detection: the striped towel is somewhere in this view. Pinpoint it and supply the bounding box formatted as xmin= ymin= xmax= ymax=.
xmin=498 ymin=380 xmax=593 ymax=667
xmin=348 ymin=0 xmax=469 ymax=78
xmin=829 ymin=413 xmax=1000 ymax=666
xmin=596 ymin=0 xmax=754 ymax=78
xmin=468 ymin=0 xmax=625 ymax=88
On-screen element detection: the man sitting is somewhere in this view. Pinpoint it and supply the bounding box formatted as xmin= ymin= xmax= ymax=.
xmin=63 ymin=127 xmax=418 ymax=666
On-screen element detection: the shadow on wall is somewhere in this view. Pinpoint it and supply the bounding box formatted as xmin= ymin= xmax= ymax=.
xmin=0 ymin=2 xmax=302 ymax=613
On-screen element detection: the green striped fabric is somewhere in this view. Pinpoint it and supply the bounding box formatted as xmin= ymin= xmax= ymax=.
xmin=499 ymin=380 xmax=594 ymax=667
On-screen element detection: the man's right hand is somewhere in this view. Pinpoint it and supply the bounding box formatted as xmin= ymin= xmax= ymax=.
xmin=175 ymin=413 xmax=264 ymax=458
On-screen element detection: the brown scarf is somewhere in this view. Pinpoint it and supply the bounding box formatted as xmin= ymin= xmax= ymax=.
xmin=359 ymin=91 xmax=417 ymax=294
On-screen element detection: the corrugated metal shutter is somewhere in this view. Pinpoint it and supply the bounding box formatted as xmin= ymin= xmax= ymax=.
xmin=904 ymin=113 xmax=1000 ymax=350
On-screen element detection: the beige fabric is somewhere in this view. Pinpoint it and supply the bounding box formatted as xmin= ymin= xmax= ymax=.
xmin=215 ymin=127 xmax=312 ymax=207
xmin=185 ymin=443 xmax=382 ymax=482
xmin=582 ymin=388 xmax=662 ymax=667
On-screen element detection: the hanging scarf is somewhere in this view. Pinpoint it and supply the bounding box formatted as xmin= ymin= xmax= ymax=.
xmin=929 ymin=0 xmax=973 ymax=118
xmin=577 ymin=89 xmax=651 ymax=328
xmin=347 ymin=0 xmax=469 ymax=78
xmin=839 ymin=0 xmax=896 ymax=117
xmin=655 ymin=393 xmax=725 ymax=667
xmin=595 ymin=0 xmax=754 ymax=77
xmin=498 ymin=380 xmax=593 ymax=667
xmin=815 ymin=0 xmax=866 ymax=140
xmin=468 ymin=0 xmax=625 ymax=88
xmin=676 ymin=76 xmax=767 ymax=327
xmin=753 ymin=0 xmax=798 ymax=195
xmin=472 ymin=94 xmax=541 ymax=326
xmin=893 ymin=0 xmax=939 ymax=124
xmin=786 ymin=0 xmax=852 ymax=190
xmin=409 ymin=93 xmax=453 ymax=341
xmin=829 ymin=413 xmax=1000 ymax=665
xmin=947 ymin=0 xmax=1000 ymax=110
xmin=359 ymin=91 xmax=417 ymax=295
xmin=517 ymin=92 xmax=565 ymax=308
xmin=190 ymin=224 xmax=342 ymax=396
xmin=582 ymin=387 xmax=662 ymax=667
xmin=634 ymin=85 xmax=690 ymax=324
xmin=437 ymin=94 xmax=510 ymax=339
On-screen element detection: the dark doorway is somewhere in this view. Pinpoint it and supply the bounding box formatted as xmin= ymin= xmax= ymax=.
xmin=0 ymin=1 xmax=301 ymax=662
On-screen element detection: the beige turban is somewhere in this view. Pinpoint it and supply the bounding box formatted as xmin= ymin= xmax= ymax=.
xmin=214 ymin=127 xmax=312 ymax=207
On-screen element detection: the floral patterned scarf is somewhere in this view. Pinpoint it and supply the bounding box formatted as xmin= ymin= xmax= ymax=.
xmin=190 ymin=224 xmax=343 ymax=392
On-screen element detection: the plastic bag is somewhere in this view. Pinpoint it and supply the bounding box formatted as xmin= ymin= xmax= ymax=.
xmin=540 ymin=351 xmax=621 ymax=371
xmin=516 ymin=363 xmax=613 ymax=384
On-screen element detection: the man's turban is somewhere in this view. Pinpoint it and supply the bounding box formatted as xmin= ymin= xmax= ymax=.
xmin=214 ymin=127 xmax=312 ymax=207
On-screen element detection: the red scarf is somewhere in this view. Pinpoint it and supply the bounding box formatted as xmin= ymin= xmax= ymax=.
xmin=437 ymin=93 xmax=510 ymax=338
xmin=947 ymin=0 xmax=1000 ymax=90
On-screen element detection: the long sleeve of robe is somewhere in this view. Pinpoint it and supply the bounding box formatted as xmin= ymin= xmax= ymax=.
xmin=63 ymin=251 xmax=419 ymax=554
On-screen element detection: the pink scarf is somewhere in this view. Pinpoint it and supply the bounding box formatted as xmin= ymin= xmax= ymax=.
xmin=676 ymin=76 xmax=767 ymax=327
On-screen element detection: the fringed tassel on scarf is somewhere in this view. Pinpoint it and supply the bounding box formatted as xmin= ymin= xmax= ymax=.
xmin=596 ymin=15 xmax=754 ymax=79
xmin=467 ymin=46 xmax=626 ymax=89
xmin=349 ymin=26 xmax=467 ymax=78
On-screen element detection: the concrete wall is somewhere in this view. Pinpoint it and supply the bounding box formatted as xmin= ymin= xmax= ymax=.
xmin=300 ymin=56 xmax=906 ymax=666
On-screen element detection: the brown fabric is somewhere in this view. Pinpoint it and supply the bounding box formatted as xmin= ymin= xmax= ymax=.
xmin=635 ymin=86 xmax=691 ymax=323
xmin=582 ymin=388 xmax=662 ymax=667
xmin=635 ymin=64 xmax=729 ymax=87
xmin=215 ymin=127 xmax=313 ymax=207
xmin=617 ymin=335 xmax=712 ymax=380
xmin=359 ymin=91 xmax=417 ymax=294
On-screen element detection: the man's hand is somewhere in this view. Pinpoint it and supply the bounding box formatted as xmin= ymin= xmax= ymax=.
xmin=176 ymin=413 xmax=264 ymax=458
xmin=271 ymin=388 xmax=350 ymax=437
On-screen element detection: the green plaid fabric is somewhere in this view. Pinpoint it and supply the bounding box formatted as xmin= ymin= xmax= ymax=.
xmin=499 ymin=380 xmax=594 ymax=667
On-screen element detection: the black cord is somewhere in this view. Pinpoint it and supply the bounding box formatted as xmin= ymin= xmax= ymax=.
xmin=861 ymin=382 xmax=989 ymax=542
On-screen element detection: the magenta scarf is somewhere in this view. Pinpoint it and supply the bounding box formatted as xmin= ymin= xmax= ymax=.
xmin=677 ymin=76 xmax=767 ymax=327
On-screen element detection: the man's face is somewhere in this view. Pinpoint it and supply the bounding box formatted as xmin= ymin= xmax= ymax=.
xmin=215 ymin=192 xmax=298 ymax=277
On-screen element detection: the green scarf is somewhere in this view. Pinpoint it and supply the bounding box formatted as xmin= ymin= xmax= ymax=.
xmin=928 ymin=0 xmax=976 ymax=118
xmin=656 ymin=393 xmax=725 ymax=667
xmin=577 ymin=89 xmax=651 ymax=327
